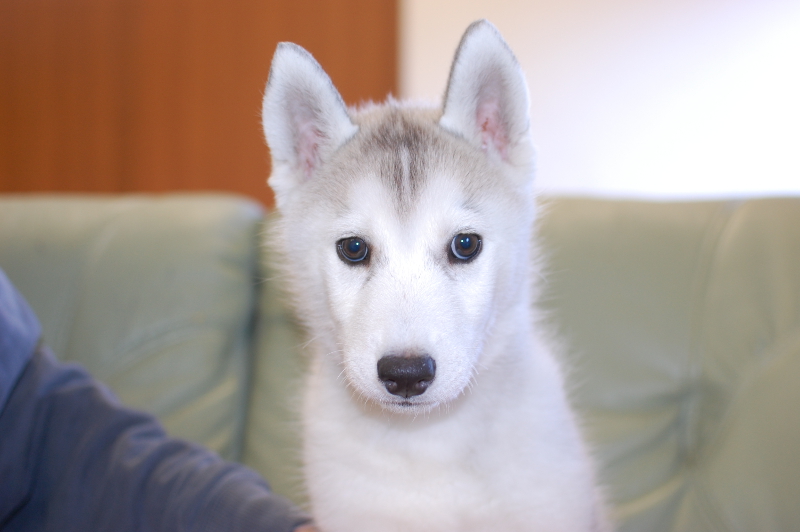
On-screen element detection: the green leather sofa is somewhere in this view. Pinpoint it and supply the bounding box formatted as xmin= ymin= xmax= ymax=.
xmin=1 ymin=194 xmax=798 ymax=531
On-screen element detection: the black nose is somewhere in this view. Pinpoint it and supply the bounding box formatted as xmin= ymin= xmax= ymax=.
xmin=377 ymin=354 xmax=436 ymax=398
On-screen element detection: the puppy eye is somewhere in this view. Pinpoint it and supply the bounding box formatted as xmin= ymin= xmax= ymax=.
xmin=450 ymin=233 xmax=482 ymax=262
xmin=337 ymin=237 xmax=369 ymax=264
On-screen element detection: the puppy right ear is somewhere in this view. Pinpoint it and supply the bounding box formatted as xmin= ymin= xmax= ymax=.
xmin=262 ymin=43 xmax=358 ymax=208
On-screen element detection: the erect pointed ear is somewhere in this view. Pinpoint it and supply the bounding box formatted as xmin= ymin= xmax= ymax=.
xmin=440 ymin=20 xmax=531 ymax=163
xmin=262 ymin=43 xmax=358 ymax=207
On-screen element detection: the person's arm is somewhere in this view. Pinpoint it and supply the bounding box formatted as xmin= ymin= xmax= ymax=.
xmin=0 ymin=270 xmax=313 ymax=531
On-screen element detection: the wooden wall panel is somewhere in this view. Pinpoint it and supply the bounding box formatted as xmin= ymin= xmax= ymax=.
xmin=0 ymin=0 xmax=397 ymax=206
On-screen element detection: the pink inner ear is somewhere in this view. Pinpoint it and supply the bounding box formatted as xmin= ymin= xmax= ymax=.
xmin=476 ymin=99 xmax=509 ymax=160
xmin=295 ymin=118 xmax=322 ymax=181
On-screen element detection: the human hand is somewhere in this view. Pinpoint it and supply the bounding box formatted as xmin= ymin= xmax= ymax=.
xmin=294 ymin=525 xmax=319 ymax=532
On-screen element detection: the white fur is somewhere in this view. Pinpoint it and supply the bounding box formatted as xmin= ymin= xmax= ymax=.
xmin=262 ymin=19 xmax=610 ymax=532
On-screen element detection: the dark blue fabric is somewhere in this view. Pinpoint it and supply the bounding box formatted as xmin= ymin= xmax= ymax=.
xmin=0 ymin=270 xmax=311 ymax=532
xmin=0 ymin=269 xmax=40 ymax=413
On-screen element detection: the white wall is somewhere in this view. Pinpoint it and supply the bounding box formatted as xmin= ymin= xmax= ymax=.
xmin=400 ymin=0 xmax=800 ymax=198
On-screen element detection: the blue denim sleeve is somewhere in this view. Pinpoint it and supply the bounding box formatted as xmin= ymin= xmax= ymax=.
xmin=0 ymin=271 xmax=312 ymax=532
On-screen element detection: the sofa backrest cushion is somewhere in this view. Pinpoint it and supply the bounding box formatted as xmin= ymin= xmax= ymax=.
xmin=538 ymin=197 xmax=800 ymax=532
xmin=0 ymin=194 xmax=263 ymax=461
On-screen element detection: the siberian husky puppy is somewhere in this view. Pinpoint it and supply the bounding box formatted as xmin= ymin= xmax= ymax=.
xmin=262 ymin=19 xmax=609 ymax=532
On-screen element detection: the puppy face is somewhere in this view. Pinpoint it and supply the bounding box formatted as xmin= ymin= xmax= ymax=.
xmin=278 ymin=108 xmax=533 ymax=414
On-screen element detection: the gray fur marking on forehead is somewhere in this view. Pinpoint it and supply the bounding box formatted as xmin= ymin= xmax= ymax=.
xmin=323 ymin=103 xmax=508 ymax=220
xmin=357 ymin=107 xmax=444 ymax=214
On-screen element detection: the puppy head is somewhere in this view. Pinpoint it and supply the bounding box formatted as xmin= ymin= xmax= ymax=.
xmin=263 ymin=20 xmax=535 ymax=414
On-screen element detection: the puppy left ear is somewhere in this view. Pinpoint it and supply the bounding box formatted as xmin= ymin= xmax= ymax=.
xmin=440 ymin=20 xmax=530 ymax=163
